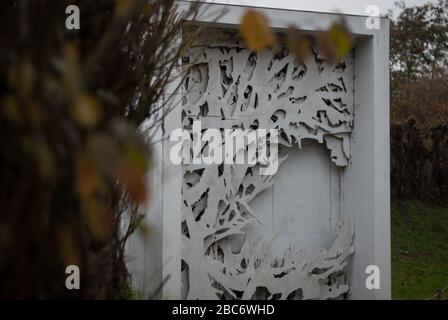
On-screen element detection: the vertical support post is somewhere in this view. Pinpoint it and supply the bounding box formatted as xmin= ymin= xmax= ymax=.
xmin=345 ymin=17 xmax=390 ymax=299
xmin=162 ymin=36 xmax=183 ymax=299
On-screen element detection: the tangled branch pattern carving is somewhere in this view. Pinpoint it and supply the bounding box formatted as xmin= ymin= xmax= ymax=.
xmin=180 ymin=34 xmax=355 ymax=300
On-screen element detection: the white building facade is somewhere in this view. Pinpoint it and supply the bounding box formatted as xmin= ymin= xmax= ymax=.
xmin=126 ymin=3 xmax=390 ymax=300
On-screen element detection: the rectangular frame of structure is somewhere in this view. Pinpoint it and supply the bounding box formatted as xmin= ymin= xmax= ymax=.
xmin=158 ymin=2 xmax=390 ymax=300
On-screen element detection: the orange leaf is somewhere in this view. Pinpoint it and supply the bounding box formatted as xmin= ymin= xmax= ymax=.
xmin=115 ymin=0 xmax=135 ymax=17
xmin=287 ymin=27 xmax=311 ymax=63
xmin=240 ymin=10 xmax=276 ymax=52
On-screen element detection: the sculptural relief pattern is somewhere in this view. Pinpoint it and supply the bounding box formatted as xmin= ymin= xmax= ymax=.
xmin=180 ymin=32 xmax=355 ymax=300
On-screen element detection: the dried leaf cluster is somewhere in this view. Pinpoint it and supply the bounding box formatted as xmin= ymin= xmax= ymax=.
xmin=240 ymin=10 xmax=353 ymax=64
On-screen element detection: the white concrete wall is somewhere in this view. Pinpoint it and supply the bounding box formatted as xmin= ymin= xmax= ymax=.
xmin=126 ymin=2 xmax=390 ymax=300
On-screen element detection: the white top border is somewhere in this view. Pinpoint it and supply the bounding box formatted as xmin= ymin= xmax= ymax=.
xmin=177 ymin=1 xmax=389 ymax=37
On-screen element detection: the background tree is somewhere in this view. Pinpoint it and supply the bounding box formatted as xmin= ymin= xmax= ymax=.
xmin=390 ymin=0 xmax=448 ymax=127
xmin=389 ymin=0 xmax=448 ymax=200
xmin=391 ymin=0 xmax=448 ymax=79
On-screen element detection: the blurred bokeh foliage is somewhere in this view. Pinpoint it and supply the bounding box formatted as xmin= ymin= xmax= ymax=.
xmin=239 ymin=9 xmax=353 ymax=64
xmin=0 ymin=0 xmax=198 ymax=299
xmin=0 ymin=0 xmax=354 ymax=299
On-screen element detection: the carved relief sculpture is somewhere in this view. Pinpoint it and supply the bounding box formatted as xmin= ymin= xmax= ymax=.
xmin=180 ymin=29 xmax=355 ymax=300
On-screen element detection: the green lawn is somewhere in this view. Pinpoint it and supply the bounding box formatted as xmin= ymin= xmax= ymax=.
xmin=392 ymin=200 xmax=448 ymax=300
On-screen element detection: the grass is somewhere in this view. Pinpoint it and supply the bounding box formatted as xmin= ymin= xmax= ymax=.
xmin=391 ymin=200 xmax=448 ymax=300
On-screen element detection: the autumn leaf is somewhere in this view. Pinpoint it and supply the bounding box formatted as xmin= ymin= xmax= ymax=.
xmin=315 ymin=31 xmax=334 ymax=64
xmin=106 ymin=120 xmax=150 ymax=204
xmin=313 ymin=20 xmax=353 ymax=65
xmin=287 ymin=27 xmax=311 ymax=63
xmin=125 ymin=144 xmax=150 ymax=173
xmin=118 ymin=145 xmax=149 ymax=205
xmin=75 ymin=153 xmax=106 ymax=199
xmin=72 ymin=94 xmax=103 ymax=128
xmin=121 ymin=173 xmax=147 ymax=205
xmin=240 ymin=10 xmax=277 ymax=52
xmin=327 ymin=22 xmax=353 ymax=60
xmin=115 ymin=0 xmax=135 ymax=18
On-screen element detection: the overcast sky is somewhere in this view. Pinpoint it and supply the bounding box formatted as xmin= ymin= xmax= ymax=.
xmin=212 ymin=0 xmax=436 ymax=17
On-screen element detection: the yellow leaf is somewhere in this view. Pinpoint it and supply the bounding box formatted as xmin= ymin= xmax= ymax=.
xmin=72 ymin=94 xmax=102 ymax=128
xmin=240 ymin=10 xmax=276 ymax=52
xmin=75 ymin=153 xmax=105 ymax=198
xmin=125 ymin=145 xmax=150 ymax=174
xmin=327 ymin=22 xmax=353 ymax=60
